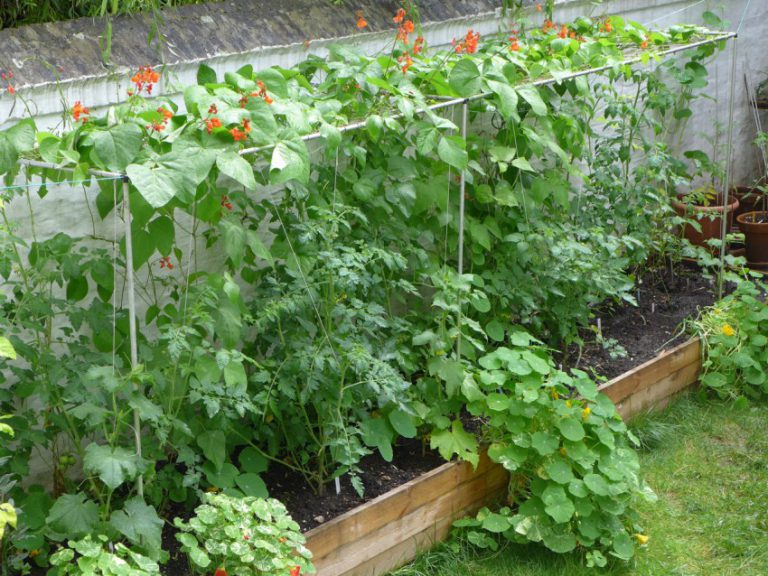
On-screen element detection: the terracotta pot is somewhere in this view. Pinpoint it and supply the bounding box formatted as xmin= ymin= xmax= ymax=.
xmin=671 ymin=193 xmax=740 ymax=248
xmin=732 ymin=186 xmax=767 ymax=226
xmin=736 ymin=211 xmax=768 ymax=265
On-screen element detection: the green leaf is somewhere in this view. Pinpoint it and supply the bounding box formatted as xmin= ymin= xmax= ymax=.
xmin=438 ymin=136 xmax=468 ymax=171
xmin=388 ymin=410 xmax=417 ymax=438
xmin=611 ymin=531 xmax=635 ymax=560
xmin=545 ymin=458 xmax=574 ymax=484
xmin=110 ymin=498 xmax=163 ymax=558
xmin=517 ymin=86 xmax=547 ymax=116
xmin=197 ymin=430 xmax=226 ymax=472
xmin=583 ymin=473 xmax=610 ymax=496
xmin=5 ymin=119 xmax=36 ymax=152
xmin=488 ymin=443 xmax=528 ymax=471
xmin=66 ymin=276 xmax=88 ymax=302
xmin=197 ymin=63 xmax=217 ymax=85
xmin=541 ymin=485 xmax=575 ymax=523
xmin=46 ymin=493 xmax=99 ymax=538
xmin=127 ymin=150 xmax=215 ymax=208
xmin=235 ymin=473 xmax=268 ymax=497
xmin=481 ymin=512 xmax=512 ymax=533
xmin=0 ymin=337 xmax=15 ymax=360
xmin=239 ymin=447 xmax=268 ymax=474
xmin=221 ymin=219 xmax=246 ymax=267
xmin=147 ymin=216 xmax=175 ymax=257
xmin=362 ymin=418 xmax=394 ymax=462
xmin=486 ymin=79 xmax=519 ymax=121
xmin=485 ymin=319 xmax=505 ymax=342
xmin=0 ymin=135 xmax=18 ymax=175
xmin=83 ymin=444 xmax=142 ymax=490
xmin=430 ymin=420 xmax=479 ymax=467
xmin=543 ymin=530 xmax=577 ymax=553
xmin=531 ymin=431 xmax=559 ymax=455
xmin=223 ymin=360 xmax=247 ymax=394
xmin=217 ymin=152 xmax=256 ymax=190
xmin=270 ymin=140 xmax=310 ymax=185
xmin=449 ymin=59 xmax=482 ymax=97
xmin=90 ymin=124 xmax=144 ymax=172
xmin=557 ymin=418 xmax=585 ymax=442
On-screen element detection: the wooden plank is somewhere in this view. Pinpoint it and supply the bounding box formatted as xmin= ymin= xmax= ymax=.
xmin=599 ymin=338 xmax=701 ymax=404
xmin=315 ymin=464 xmax=509 ymax=576
xmin=614 ymin=360 xmax=701 ymax=420
xmin=306 ymin=451 xmax=497 ymax=562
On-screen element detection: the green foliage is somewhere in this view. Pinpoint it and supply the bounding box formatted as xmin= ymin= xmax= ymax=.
xmin=49 ymin=534 xmax=160 ymax=576
xmin=174 ymin=493 xmax=314 ymax=575
xmin=445 ymin=336 xmax=654 ymax=562
xmin=692 ymin=276 xmax=768 ymax=399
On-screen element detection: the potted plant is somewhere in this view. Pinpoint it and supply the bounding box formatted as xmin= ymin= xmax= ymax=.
xmin=671 ymin=184 xmax=740 ymax=248
xmin=735 ymin=132 xmax=768 ymax=268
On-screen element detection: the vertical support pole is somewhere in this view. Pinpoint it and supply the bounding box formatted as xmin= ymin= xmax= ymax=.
xmin=718 ymin=38 xmax=738 ymax=300
xmin=122 ymin=178 xmax=144 ymax=498
xmin=456 ymin=100 xmax=468 ymax=359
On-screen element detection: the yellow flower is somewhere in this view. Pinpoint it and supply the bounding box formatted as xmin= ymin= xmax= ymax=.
xmin=582 ymin=406 xmax=591 ymax=421
xmin=551 ymin=390 xmax=560 ymax=400
xmin=635 ymin=533 xmax=649 ymax=545
xmin=559 ymin=446 xmax=567 ymax=456
xmin=565 ymin=400 xmax=572 ymax=408
xmin=721 ymin=324 xmax=735 ymax=337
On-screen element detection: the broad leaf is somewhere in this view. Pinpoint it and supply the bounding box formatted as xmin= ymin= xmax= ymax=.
xmin=110 ymin=498 xmax=163 ymax=558
xmin=270 ymin=140 xmax=310 ymax=185
xmin=217 ymin=152 xmax=256 ymax=190
xmin=46 ymin=493 xmax=99 ymax=538
xmin=83 ymin=444 xmax=142 ymax=490
xmin=90 ymin=124 xmax=143 ymax=172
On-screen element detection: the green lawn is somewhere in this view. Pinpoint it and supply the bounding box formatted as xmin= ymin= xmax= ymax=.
xmin=390 ymin=396 xmax=768 ymax=576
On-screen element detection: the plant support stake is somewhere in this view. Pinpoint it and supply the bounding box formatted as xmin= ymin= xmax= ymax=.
xmin=718 ymin=36 xmax=738 ymax=299
xmin=122 ymin=178 xmax=144 ymax=498
xmin=456 ymin=100 xmax=468 ymax=359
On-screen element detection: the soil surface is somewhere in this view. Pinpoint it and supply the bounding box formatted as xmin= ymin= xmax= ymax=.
xmin=562 ymin=264 xmax=717 ymax=380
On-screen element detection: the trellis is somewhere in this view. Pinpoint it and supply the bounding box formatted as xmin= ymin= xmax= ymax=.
xmin=10 ymin=29 xmax=738 ymax=496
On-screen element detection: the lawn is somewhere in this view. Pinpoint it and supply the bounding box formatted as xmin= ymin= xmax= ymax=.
xmin=390 ymin=395 xmax=768 ymax=576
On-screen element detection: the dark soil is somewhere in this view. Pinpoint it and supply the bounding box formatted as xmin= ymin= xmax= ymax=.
xmin=160 ymin=438 xmax=443 ymax=575
xmin=563 ymin=264 xmax=717 ymax=380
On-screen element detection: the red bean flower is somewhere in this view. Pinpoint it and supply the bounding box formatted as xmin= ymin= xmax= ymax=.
xmin=131 ymin=65 xmax=160 ymax=95
xmin=214 ymin=568 xmax=227 ymax=576
xmin=72 ymin=101 xmax=90 ymax=123
xmin=289 ymin=567 xmax=301 ymax=576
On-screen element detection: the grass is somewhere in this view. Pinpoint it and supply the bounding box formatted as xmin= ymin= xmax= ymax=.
xmin=390 ymin=395 xmax=768 ymax=576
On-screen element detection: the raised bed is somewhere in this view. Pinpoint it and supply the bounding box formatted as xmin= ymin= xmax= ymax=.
xmin=304 ymin=337 xmax=703 ymax=576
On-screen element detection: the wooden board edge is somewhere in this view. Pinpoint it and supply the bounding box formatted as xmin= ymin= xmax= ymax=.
xmin=599 ymin=338 xmax=701 ymax=403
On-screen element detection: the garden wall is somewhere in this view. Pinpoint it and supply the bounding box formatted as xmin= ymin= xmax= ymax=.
xmin=0 ymin=0 xmax=765 ymax=244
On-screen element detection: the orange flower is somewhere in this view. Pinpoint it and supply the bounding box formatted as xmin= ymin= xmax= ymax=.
xmin=221 ymin=194 xmax=233 ymax=210
xmin=214 ymin=568 xmax=227 ymax=576
xmin=230 ymin=127 xmax=247 ymax=141
xmin=413 ymin=36 xmax=425 ymax=55
xmin=205 ymin=117 xmax=222 ymax=133
xmin=242 ymin=118 xmax=252 ymax=133
xmin=208 ymin=104 xmax=218 ymax=115
xmin=404 ymin=20 xmax=414 ymax=34
xmin=558 ymin=25 xmax=568 ymax=39
xmin=149 ymin=122 xmax=165 ymax=132
xmin=255 ymin=80 xmax=273 ymax=104
xmin=454 ymin=29 xmax=480 ymax=54
xmin=535 ymin=3 xmax=543 ymax=11
xmin=355 ymin=10 xmax=368 ymax=29
xmin=393 ymin=8 xmax=406 ymax=23
xmin=159 ymin=256 xmax=173 ymax=270
xmin=7 ymin=85 xmax=14 ymax=95
xmin=398 ymin=53 xmax=414 ymax=73
xmin=289 ymin=567 xmax=301 ymax=576
xmin=131 ymin=65 xmax=160 ymax=95
xmin=509 ymin=38 xmax=520 ymax=51
xmin=605 ymin=18 xmax=612 ymax=32
xmin=640 ymin=40 xmax=648 ymax=49
xmin=72 ymin=101 xmax=90 ymax=123
xmin=157 ymin=106 xmax=173 ymax=121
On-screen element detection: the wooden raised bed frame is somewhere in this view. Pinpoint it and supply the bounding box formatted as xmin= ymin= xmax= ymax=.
xmin=304 ymin=338 xmax=703 ymax=576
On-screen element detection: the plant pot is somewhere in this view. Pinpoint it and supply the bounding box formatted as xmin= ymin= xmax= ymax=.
xmin=736 ymin=211 xmax=768 ymax=266
xmin=732 ymin=186 xmax=767 ymax=225
xmin=671 ymin=193 xmax=739 ymax=248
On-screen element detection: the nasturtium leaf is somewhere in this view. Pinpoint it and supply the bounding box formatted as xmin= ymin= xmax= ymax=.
xmin=217 ymin=152 xmax=256 ymax=190
xmin=90 ymin=124 xmax=143 ymax=172
xmin=541 ymin=485 xmax=575 ymax=523
xmin=543 ymin=530 xmax=577 ymax=553
xmin=488 ymin=443 xmax=528 ymax=471
xmin=438 ymin=136 xmax=468 ymax=171
xmin=611 ymin=531 xmax=635 ymax=560
xmin=197 ymin=430 xmax=226 ymax=472
xmin=481 ymin=513 xmax=512 ymax=533
xmin=557 ymin=418 xmax=585 ymax=442
xmin=583 ymin=473 xmax=610 ymax=496
xmin=545 ymin=458 xmax=574 ymax=484
xmin=531 ymin=431 xmax=559 ymax=456
xmin=46 ymin=493 xmax=99 ymax=539
xmin=486 ymin=393 xmax=510 ymax=411
xmin=270 ymin=140 xmax=310 ymax=185
xmin=449 ymin=59 xmax=482 ymax=97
